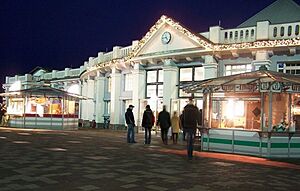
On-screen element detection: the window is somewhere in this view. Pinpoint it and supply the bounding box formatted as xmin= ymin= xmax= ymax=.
xmin=147 ymin=70 xmax=157 ymax=83
xmin=273 ymin=27 xmax=277 ymax=37
xmin=124 ymin=73 xmax=133 ymax=91
xmin=178 ymin=66 xmax=204 ymax=98
xmin=146 ymin=69 xmax=163 ymax=98
xmin=180 ymin=68 xmax=192 ymax=81
xmin=251 ymin=29 xmax=255 ymax=37
xmin=279 ymin=62 xmax=300 ymax=75
xmin=107 ymin=76 xmax=112 ymax=93
xmin=296 ymin=25 xmax=299 ymax=35
xmin=245 ymin=30 xmax=249 ymax=38
xmin=194 ymin=67 xmax=204 ymax=81
xmin=280 ymin=27 xmax=285 ymax=37
xmin=224 ymin=32 xmax=228 ymax=39
xmin=288 ymin=26 xmax=292 ymax=36
xmin=234 ymin=31 xmax=238 ymax=39
xmin=229 ymin=32 xmax=233 ymax=39
xmin=240 ymin=30 xmax=244 ymax=39
xmin=225 ymin=64 xmax=252 ymax=76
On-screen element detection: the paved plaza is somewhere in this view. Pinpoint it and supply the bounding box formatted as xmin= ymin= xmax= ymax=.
xmin=0 ymin=127 xmax=300 ymax=191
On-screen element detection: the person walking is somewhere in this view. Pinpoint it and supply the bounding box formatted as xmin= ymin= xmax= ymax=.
xmin=0 ymin=104 xmax=4 ymax=126
xmin=142 ymin=105 xmax=155 ymax=144
xmin=157 ymin=105 xmax=171 ymax=145
xmin=182 ymin=98 xmax=200 ymax=159
xmin=179 ymin=112 xmax=186 ymax=141
xmin=125 ymin=105 xmax=137 ymax=143
xmin=171 ymin=111 xmax=180 ymax=144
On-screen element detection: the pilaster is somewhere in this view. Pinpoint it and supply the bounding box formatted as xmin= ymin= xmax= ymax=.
xmin=252 ymin=51 xmax=271 ymax=71
xmin=132 ymin=63 xmax=146 ymax=126
xmin=95 ymin=73 xmax=105 ymax=124
xmin=163 ymin=59 xmax=178 ymax=111
xmin=110 ymin=67 xmax=122 ymax=125
xmin=203 ymin=56 xmax=218 ymax=79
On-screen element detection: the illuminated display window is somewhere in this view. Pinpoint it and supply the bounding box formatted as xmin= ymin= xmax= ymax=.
xmin=225 ymin=64 xmax=252 ymax=76
xmin=146 ymin=69 xmax=163 ymax=98
xmin=178 ymin=66 xmax=204 ymax=98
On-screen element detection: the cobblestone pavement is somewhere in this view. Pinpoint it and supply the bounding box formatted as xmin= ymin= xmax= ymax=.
xmin=1 ymin=127 xmax=300 ymax=191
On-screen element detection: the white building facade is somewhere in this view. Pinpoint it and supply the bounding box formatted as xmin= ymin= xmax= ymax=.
xmin=3 ymin=0 xmax=300 ymax=129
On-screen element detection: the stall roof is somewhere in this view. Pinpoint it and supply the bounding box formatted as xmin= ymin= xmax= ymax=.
xmin=183 ymin=69 xmax=300 ymax=93
xmin=0 ymin=85 xmax=90 ymax=100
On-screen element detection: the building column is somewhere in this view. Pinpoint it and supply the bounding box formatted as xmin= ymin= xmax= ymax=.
xmin=252 ymin=51 xmax=271 ymax=71
xmin=203 ymin=55 xmax=218 ymax=79
xmin=132 ymin=63 xmax=146 ymax=127
xmin=110 ymin=67 xmax=122 ymax=127
xmin=95 ymin=72 xmax=105 ymax=125
xmin=80 ymin=79 xmax=88 ymax=120
xmin=80 ymin=77 xmax=95 ymax=121
xmin=163 ymin=59 xmax=178 ymax=111
xmin=87 ymin=78 xmax=95 ymax=121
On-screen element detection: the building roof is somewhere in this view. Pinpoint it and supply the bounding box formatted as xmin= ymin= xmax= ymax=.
xmin=238 ymin=0 xmax=300 ymax=28
xmin=183 ymin=69 xmax=300 ymax=93
xmin=0 ymin=85 xmax=88 ymax=100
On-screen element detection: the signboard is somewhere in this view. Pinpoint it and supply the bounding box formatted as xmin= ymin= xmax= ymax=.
xmin=259 ymin=82 xmax=282 ymax=93
xmin=220 ymin=84 xmax=258 ymax=92
xmin=282 ymin=84 xmax=300 ymax=93
xmin=259 ymin=82 xmax=270 ymax=92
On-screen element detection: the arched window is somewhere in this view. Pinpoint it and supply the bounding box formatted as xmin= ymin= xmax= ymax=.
xmin=251 ymin=29 xmax=255 ymax=37
xmin=240 ymin=30 xmax=244 ymax=39
xmin=245 ymin=30 xmax=249 ymax=38
xmin=234 ymin=31 xmax=238 ymax=39
xmin=296 ymin=25 xmax=299 ymax=35
xmin=288 ymin=26 xmax=292 ymax=36
xmin=229 ymin=31 xmax=233 ymax=39
xmin=224 ymin=32 xmax=228 ymax=39
xmin=280 ymin=26 xmax=285 ymax=37
xmin=273 ymin=27 xmax=277 ymax=37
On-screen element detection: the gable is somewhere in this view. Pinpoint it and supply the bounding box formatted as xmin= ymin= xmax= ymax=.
xmin=137 ymin=23 xmax=202 ymax=56
xmin=130 ymin=15 xmax=213 ymax=59
xmin=238 ymin=0 xmax=300 ymax=28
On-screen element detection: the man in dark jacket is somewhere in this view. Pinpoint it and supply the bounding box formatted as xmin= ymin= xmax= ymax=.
xmin=182 ymin=98 xmax=200 ymax=159
xmin=157 ymin=105 xmax=171 ymax=145
xmin=125 ymin=105 xmax=137 ymax=143
xmin=142 ymin=105 xmax=154 ymax=144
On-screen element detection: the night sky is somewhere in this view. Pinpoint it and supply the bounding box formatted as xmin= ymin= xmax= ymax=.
xmin=1 ymin=0 xmax=300 ymax=90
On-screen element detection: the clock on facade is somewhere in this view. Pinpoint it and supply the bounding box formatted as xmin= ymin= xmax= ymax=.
xmin=161 ymin=31 xmax=171 ymax=44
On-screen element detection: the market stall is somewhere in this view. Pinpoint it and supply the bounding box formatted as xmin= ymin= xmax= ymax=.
xmin=183 ymin=67 xmax=300 ymax=158
xmin=0 ymin=85 xmax=83 ymax=130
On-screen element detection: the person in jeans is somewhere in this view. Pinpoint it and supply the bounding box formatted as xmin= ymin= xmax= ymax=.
xmin=182 ymin=98 xmax=200 ymax=159
xmin=157 ymin=105 xmax=171 ymax=145
xmin=125 ymin=105 xmax=137 ymax=143
xmin=142 ymin=105 xmax=155 ymax=144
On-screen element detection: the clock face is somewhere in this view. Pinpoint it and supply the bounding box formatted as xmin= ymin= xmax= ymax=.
xmin=161 ymin=32 xmax=171 ymax=44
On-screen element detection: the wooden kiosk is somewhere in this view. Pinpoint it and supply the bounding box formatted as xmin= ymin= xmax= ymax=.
xmin=0 ymin=86 xmax=83 ymax=130
xmin=183 ymin=68 xmax=300 ymax=158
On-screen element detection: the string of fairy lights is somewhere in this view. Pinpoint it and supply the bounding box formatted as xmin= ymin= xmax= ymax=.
xmin=85 ymin=15 xmax=300 ymax=74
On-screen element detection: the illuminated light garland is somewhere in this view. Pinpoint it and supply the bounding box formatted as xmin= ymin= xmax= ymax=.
xmin=127 ymin=15 xmax=214 ymax=59
xmin=83 ymin=15 xmax=300 ymax=76
xmin=214 ymin=37 xmax=300 ymax=51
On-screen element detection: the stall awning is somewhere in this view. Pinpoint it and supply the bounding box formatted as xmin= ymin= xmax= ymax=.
xmin=0 ymin=85 xmax=90 ymax=100
xmin=183 ymin=69 xmax=300 ymax=93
